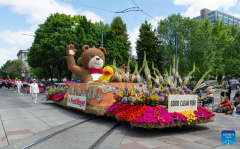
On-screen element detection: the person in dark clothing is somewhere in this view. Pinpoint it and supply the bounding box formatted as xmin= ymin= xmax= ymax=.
xmin=226 ymin=97 xmax=240 ymax=114
xmin=227 ymin=81 xmax=231 ymax=100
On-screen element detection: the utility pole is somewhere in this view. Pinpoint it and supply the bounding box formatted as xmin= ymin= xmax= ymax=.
xmin=101 ymin=29 xmax=103 ymax=47
xmin=174 ymin=34 xmax=177 ymax=75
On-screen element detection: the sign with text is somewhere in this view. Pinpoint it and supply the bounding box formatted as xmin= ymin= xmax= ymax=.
xmin=221 ymin=130 xmax=235 ymax=144
xmin=168 ymin=95 xmax=197 ymax=112
xmin=67 ymin=95 xmax=86 ymax=110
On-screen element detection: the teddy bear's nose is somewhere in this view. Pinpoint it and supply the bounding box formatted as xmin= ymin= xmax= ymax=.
xmin=96 ymin=57 xmax=100 ymax=60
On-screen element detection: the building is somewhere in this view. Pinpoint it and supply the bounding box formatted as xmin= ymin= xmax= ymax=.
xmin=17 ymin=50 xmax=31 ymax=79
xmin=128 ymin=46 xmax=138 ymax=60
xmin=194 ymin=8 xmax=240 ymax=26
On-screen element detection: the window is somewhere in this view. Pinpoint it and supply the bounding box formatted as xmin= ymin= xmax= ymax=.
xmin=22 ymin=58 xmax=27 ymax=62
xmin=238 ymin=22 xmax=240 ymax=26
xmin=208 ymin=15 xmax=215 ymax=20
xmin=234 ymin=21 xmax=237 ymax=24
xmin=224 ymin=17 xmax=228 ymax=22
xmin=229 ymin=19 xmax=233 ymax=23
xmin=211 ymin=20 xmax=215 ymax=23
xmin=218 ymin=15 xmax=223 ymax=20
xmin=22 ymin=53 xmax=27 ymax=57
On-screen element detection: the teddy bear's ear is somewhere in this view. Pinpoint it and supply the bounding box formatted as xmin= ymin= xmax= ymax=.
xmin=99 ymin=47 xmax=106 ymax=53
xmin=82 ymin=45 xmax=90 ymax=52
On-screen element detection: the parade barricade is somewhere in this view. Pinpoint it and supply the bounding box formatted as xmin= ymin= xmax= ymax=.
xmin=39 ymin=87 xmax=44 ymax=93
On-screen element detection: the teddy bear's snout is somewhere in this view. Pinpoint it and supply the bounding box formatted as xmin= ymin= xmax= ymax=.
xmin=96 ymin=57 xmax=100 ymax=60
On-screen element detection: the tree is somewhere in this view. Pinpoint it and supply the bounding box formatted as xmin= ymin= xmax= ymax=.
xmin=27 ymin=13 xmax=99 ymax=82
xmin=157 ymin=14 xmax=199 ymax=77
xmin=136 ymin=21 xmax=160 ymax=76
xmin=111 ymin=17 xmax=131 ymax=66
xmin=222 ymin=24 xmax=240 ymax=79
xmin=0 ymin=60 xmax=11 ymax=79
xmin=0 ymin=60 xmax=23 ymax=79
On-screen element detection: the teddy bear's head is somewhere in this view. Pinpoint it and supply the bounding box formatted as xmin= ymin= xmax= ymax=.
xmin=81 ymin=45 xmax=106 ymax=69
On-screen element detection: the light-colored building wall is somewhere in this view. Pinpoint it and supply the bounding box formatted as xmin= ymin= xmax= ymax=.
xmin=17 ymin=50 xmax=30 ymax=79
xmin=194 ymin=8 xmax=240 ymax=26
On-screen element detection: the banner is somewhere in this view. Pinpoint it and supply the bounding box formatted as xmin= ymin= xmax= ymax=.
xmin=67 ymin=95 xmax=86 ymax=110
xmin=168 ymin=95 xmax=197 ymax=112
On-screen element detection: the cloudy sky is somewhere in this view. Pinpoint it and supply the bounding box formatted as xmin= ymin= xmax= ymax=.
xmin=0 ymin=0 xmax=240 ymax=67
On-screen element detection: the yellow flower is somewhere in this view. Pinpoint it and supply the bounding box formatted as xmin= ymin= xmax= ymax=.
xmin=178 ymin=110 xmax=197 ymax=125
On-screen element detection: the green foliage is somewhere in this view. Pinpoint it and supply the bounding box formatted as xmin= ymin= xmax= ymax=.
xmin=0 ymin=60 xmax=23 ymax=79
xmin=27 ymin=14 xmax=131 ymax=82
xmin=157 ymin=13 xmax=240 ymax=80
xmin=136 ymin=21 xmax=161 ymax=76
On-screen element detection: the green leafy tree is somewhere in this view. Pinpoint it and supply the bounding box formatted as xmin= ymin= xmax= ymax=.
xmin=157 ymin=14 xmax=199 ymax=77
xmin=111 ymin=17 xmax=130 ymax=66
xmin=137 ymin=21 xmax=160 ymax=76
xmin=222 ymin=24 xmax=240 ymax=79
xmin=27 ymin=13 xmax=99 ymax=82
xmin=0 ymin=60 xmax=12 ymax=79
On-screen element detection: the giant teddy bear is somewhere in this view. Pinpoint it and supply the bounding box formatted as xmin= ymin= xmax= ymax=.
xmin=66 ymin=44 xmax=138 ymax=83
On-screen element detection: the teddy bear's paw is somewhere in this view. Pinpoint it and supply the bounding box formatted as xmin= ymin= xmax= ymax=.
xmin=69 ymin=50 xmax=75 ymax=56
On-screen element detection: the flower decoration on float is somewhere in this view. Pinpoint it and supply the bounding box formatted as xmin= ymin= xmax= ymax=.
xmin=105 ymin=52 xmax=216 ymax=126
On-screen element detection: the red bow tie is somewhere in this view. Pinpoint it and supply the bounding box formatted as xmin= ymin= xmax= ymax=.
xmin=85 ymin=68 xmax=103 ymax=74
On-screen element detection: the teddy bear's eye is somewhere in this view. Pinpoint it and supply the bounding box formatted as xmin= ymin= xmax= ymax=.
xmin=99 ymin=55 xmax=101 ymax=58
xmin=91 ymin=54 xmax=94 ymax=57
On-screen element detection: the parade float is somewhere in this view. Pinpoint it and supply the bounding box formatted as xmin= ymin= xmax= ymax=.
xmin=46 ymin=44 xmax=217 ymax=129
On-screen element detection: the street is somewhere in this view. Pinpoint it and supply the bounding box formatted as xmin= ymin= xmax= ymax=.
xmin=0 ymin=87 xmax=240 ymax=149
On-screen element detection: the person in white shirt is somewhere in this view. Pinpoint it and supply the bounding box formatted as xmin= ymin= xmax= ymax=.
xmin=30 ymin=79 xmax=39 ymax=103
xmin=17 ymin=79 xmax=22 ymax=93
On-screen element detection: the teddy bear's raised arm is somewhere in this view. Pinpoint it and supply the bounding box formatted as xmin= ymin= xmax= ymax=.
xmin=66 ymin=44 xmax=86 ymax=79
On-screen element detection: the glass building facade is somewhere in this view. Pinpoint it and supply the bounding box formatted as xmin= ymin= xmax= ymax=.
xmin=194 ymin=8 xmax=240 ymax=26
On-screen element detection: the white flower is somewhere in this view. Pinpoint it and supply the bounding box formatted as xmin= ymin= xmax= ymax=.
xmin=159 ymin=76 xmax=163 ymax=82
xmin=175 ymin=72 xmax=178 ymax=78
xmin=131 ymin=75 xmax=136 ymax=82
xmin=155 ymin=78 xmax=160 ymax=85
xmin=147 ymin=75 xmax=151 ymax=81
xmin=179 ymin=79 xmax=182 ymax=85
xmin=136 ymin=75 xmax=140 ymax=82
xmin=172 ymin=68 xmax=175 ymax=76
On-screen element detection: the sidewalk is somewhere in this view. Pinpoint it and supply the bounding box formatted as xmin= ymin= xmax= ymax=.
xmin=0 ymin=88 xmax=86 ymax=147
xmin=119 ymin=113 xmax=240 ymax=149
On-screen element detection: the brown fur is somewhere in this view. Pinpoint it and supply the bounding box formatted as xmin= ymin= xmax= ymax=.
xmin=66 ymin=44 xmax=139 ymax=83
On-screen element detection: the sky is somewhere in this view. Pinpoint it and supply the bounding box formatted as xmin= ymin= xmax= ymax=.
xmin=0 ymin=0 xmax=240 ymax=67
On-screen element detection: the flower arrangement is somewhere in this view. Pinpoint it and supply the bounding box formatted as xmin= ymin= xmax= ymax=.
xmin=46 ymin=86 xmax=67 ymax=100
xmin=52 ymin=93 xmax=64 ymax=101
xmin=105 ymin=103 xmax=213 ymax=126
xmin=103 ymin=53 xmax=216 ymax=128
xmin=64 ymin=81 xmax=75 ymax=84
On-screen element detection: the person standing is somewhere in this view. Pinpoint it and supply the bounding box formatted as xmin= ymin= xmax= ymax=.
xmin=30 ymin=79 xmax=39 ymax=103
xmin=0 ymin=81 xmax=2 ymax=89
xmin=227 ymin=81 xmax=232 ymax=100
xmin=220 ymin=81 xmax=228 ymax=102
xmin=17 ymin=79 xmax=22 ymax=93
